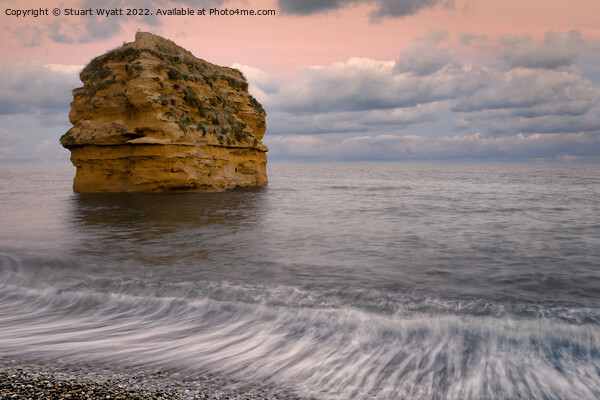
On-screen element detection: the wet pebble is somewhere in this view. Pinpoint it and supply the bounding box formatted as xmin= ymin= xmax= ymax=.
xmin=0 ymin=365 xmax=303 ymax=400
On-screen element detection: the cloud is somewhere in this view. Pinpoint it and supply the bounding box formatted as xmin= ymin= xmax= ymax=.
xmin=48 ymin=20 xmax=75 ymax=44
xmin=499 ymin=29 xmax=584 ymax=69
xmin=0 ymin=62 xmax=78 ymax=162
xmin=77 ymin=0 xmax=185 ymax=43
xmin=2 ymin=22 xmax=597 ymax=164
xmin=0 ymin=128 xmax=20 ymax=146
xmin=0 ymin=128 xmax=20 ymax=159
xmin=336 ymin=134 xmax=426 ymax=160
xmin=277 ymin=0 xmax=448 ymax=19
xmin=479 ymin=113 xmax=600 ymax=136
xmin=20 ymin=0 xmax=227 ymax=45
xmin=428 ymin=131 xmax=600 ymax=161
xmin=451 ymin=30 xmax=600 ymax=137
xmin=453 ymin=67 xmax=600 ymax=135
xmin=79 ymin=0 xmax=128 ymax=42
xmin=34 ymin=139 xmax=66 ymax=159
xmin=230 ymin=63 xmax=287 ymax=99
xmin=276 ymin=0 xmax=347 ymax=16
xmin=370 ymin=0 xmax=442 ymax=20
xmin=238 ymin=53 xmax=492 ymax=118
xmin=241 ymin=28 xmax=600 ymax=162
xmin=393 ymin=44 xmax=454 ymax=76
xmin=0 ymin=62 xmax=80 ymax=116
xmin=267 ymin=133 xmax=426 ymax=161
xmin=459 ymin=32 xmax=487 ymax=46
xmin=415 ymin=28 xmax=451 ymax=45
xmin=266 ymin=131 xmax=600 ymax=162
xmin=265 ymin=102 xmax=447 ymax=135
xmin=14 ymin=26 xmax=42 ymax=47
xmin=45 ymin=64 xmax=86 ymax=74
xmin=235 ymin=48 xmax=493 ymax=139
xmin=454 ymin=68 xmax=599 ymax=116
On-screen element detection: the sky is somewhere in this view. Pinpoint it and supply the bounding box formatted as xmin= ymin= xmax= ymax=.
xmin=1 ymin=0 xmax=600 ymax=163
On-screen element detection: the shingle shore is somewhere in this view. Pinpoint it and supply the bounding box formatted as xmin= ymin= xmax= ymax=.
xmin=1 ymin=369 xmax=183 ymax=399
xmin=0 ymin=360 xmax=303 ymax=400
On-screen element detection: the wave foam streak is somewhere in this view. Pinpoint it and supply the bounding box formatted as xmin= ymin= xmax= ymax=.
xmin=1 ymin=270 xmax=599 ymax=399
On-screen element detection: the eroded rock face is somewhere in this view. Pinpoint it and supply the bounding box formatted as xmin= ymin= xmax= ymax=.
xmin=60 ymin=32 xmax=268 ymax=192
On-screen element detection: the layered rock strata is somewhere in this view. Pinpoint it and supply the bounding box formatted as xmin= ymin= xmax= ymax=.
xmin=60 ymin=32 xmax=267 ymax=192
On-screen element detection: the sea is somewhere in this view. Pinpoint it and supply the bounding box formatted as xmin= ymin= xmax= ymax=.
xmin=0 ymin=163 xmax=599 ymax=399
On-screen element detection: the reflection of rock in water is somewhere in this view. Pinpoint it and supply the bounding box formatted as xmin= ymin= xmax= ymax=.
xmin=68 ymin=189 xmax=266 ymax=269
xmin=60 ymin=32 xmax=268 ymax=193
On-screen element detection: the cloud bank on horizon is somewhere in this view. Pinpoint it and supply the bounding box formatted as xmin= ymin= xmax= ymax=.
xmin=0 ymin=0 xmax=599 ymax=163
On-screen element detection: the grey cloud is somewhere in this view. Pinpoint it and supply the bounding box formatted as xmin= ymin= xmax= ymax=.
xmin=0 ymin=62 xmax=80 ymax=116
xmin=482 ymin=113 xmax=600 ymax=136
xmin=459 ymin=32 xmax=487 ymax=45
xmin=0 ymin=128 xmax=20 ymax=159
xmin=499 ymin=29 xmax=583 ymax=69
xmin=416 ymin=28 xmax=451 ymax=45
xmin=0 ymin=128 xmax=20 ymax=146
xmin=454 ymin=68 xmax=599 ymax=116
xmin=266 ymin=133 xmax=426 ymax=161
xmin=266 ymin=131 xmax=600 ymax=162
xmin=79 ymin=0 xmax=159 ymax=42
xmin=370 ymin=0 xmax=440 ymax=19
xmin=266 ymin=102 xmax=446 ymax=135
xmin=277 ymin=0 xmax=445 ymax=18
xmin=48 ymin=20 xmax=75 ymax=44
xmin=80 ymin=21 xmax=124 ymax=43
xmin=252 ymin=57 xmax=493 ymax=115
xmin=360 ymin=102 xmax=447 ymax=127
xmin=277 ymin=0 xmax=348 ymax=15
xmin=243 ymin=31 xmax=600 ymax=161
xmin=431 ymin=134 xmax=593 ymax=162
xmin=461 ymin=1 xmax=474 ymax=14
xmin=393 ymin=45 xmax=454 ymax=76
xmin=14 ymin=26 xmax=42 ymax=47
xmin=78 ymin=0 xmax=126 ymax=42
xmin=429 ymin=131 xmax=600 ymax=161
xmin=235 ymin=53 xmax=493 ymax=142
xmin=252 ymin=28 xmax=600 ymax=162
xmin=0 ymin=62 xmax=78 ymax=162
xmin=43 ymin=0 xmax=226 ymax=44
xmin=453 ymin=68 xmax=600 ymax=136
xmin=235 ymin=62 xmax=451 ymax=135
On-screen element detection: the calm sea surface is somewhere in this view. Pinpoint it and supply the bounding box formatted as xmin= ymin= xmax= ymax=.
xmin=1 ymin=163 xmax=599 ymax=399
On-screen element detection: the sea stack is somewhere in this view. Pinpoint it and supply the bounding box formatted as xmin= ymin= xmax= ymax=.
xmin=60 ymin=32 xmax=268 ymax=192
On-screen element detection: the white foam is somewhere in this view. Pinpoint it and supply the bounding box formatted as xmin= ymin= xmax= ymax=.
xmin=1 ymin=281 xmax=599 ymax=399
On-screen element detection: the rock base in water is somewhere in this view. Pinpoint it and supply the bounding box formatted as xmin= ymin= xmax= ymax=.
xmin=69 ymin=144 xmax=267 ymax=192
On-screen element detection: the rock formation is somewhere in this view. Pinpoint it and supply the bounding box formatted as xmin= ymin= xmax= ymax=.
xmin=60 ymin=32 xmax=267 ymax=192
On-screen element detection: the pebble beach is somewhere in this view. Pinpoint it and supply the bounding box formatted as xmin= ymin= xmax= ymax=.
xmin=1 ymin=370 xmax=183 ymax=400
xmin=0 ymin=359 xmax=301 ymax=400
